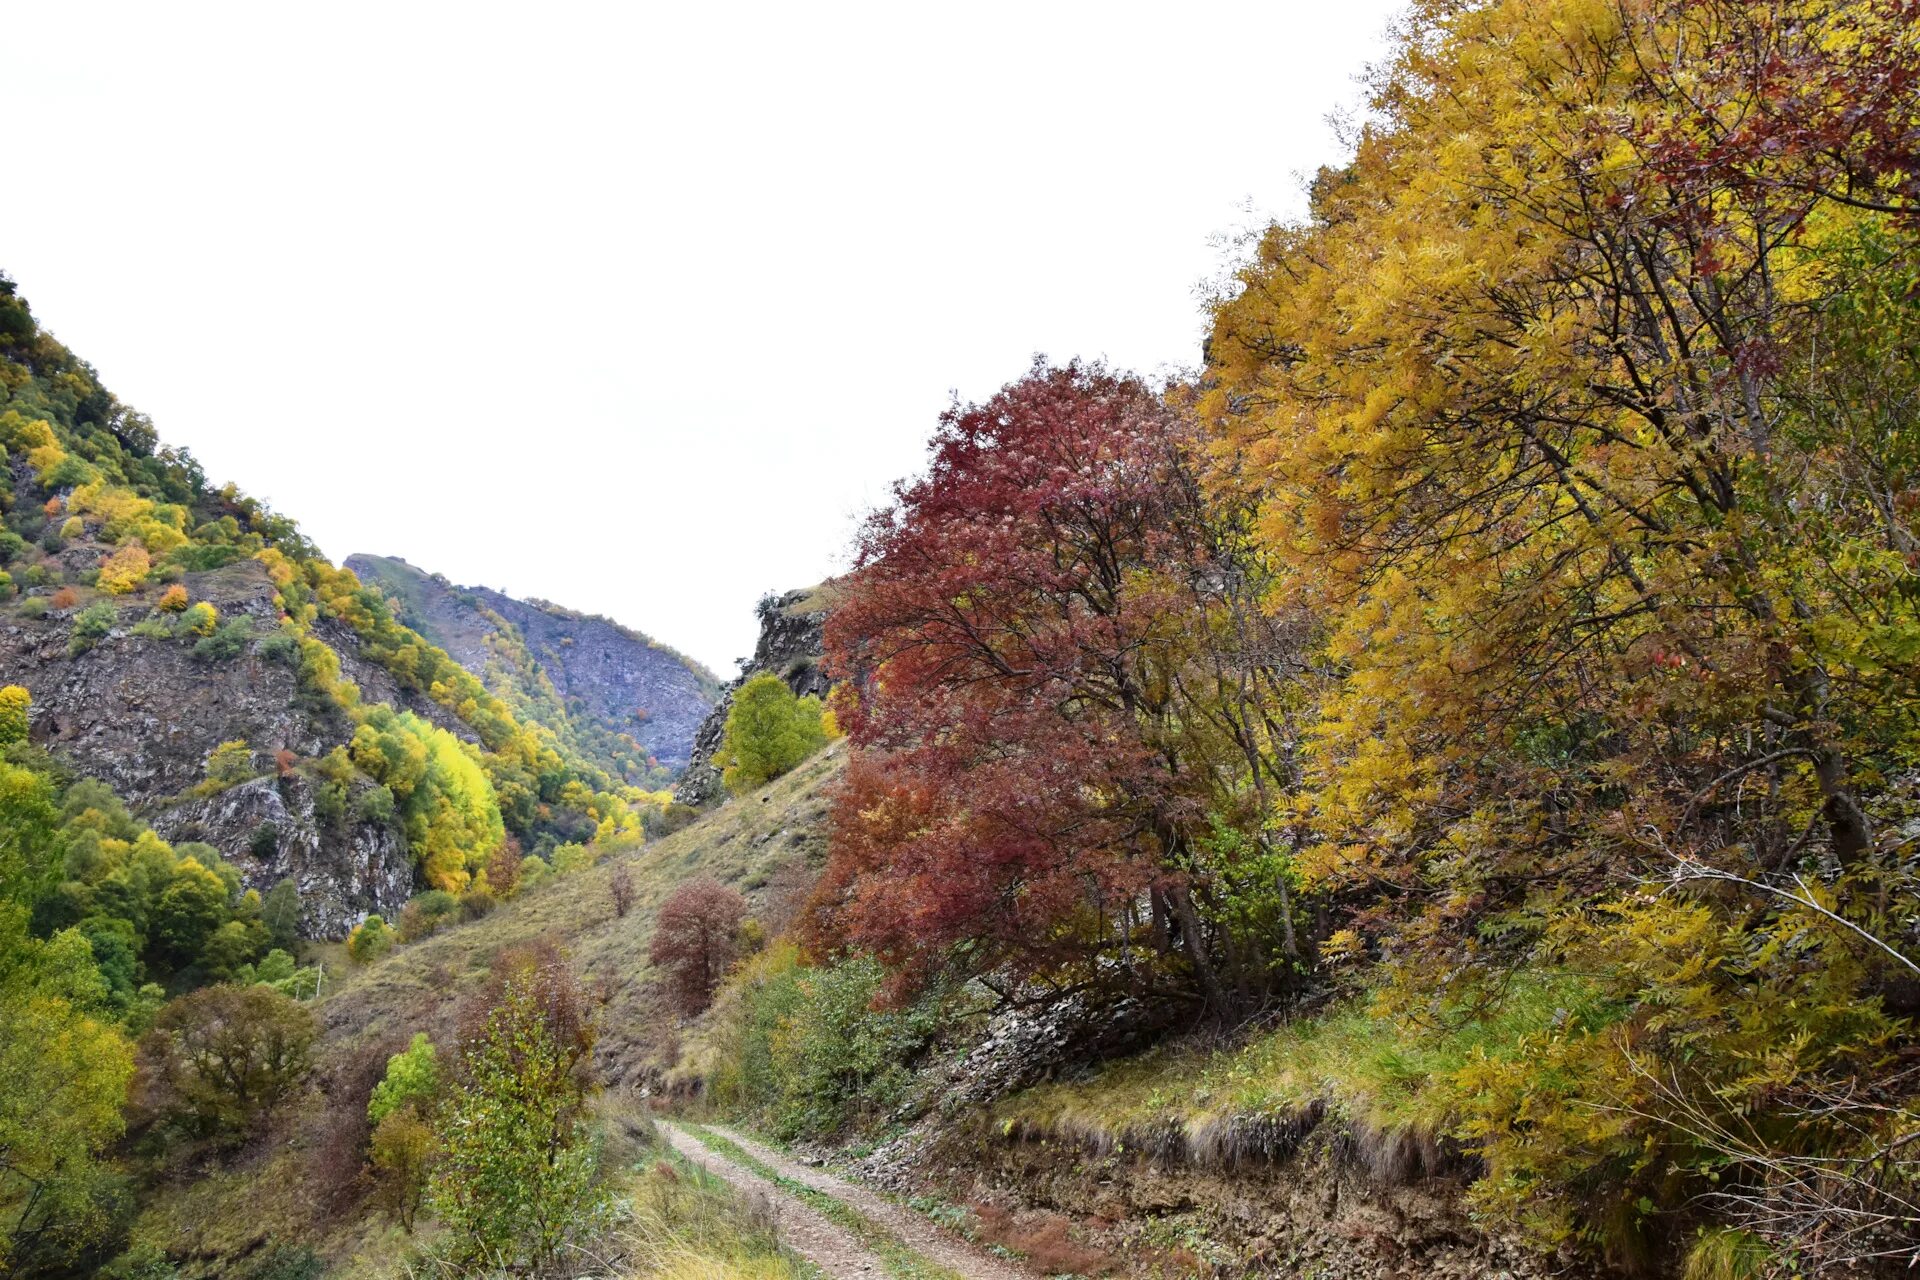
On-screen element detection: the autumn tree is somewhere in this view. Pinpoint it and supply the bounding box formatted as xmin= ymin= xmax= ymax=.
xmin=262 ymin=878 xmax=300 ymax=953
xmin=430 ymin=945 xmax=602 ymax=1270
xmin=367 ymin=1033 xmax=440 ymax=1232
xmin=0 ymin=911 xmax=133 ymax=1273
xmin=144 ymin=984 xmax=316 ymax=1136
xmin=346 ymin=915 xmax=393 ymax=964
xmin=1198 ymin=0 xmax=1920 ymax=1263
xmin=608 ymin=863 xmax=634 ymax=918
xmin=814 ymin=361 xmax=1306 ymax=1008
xmin=202 ymin=739 xmax=255 ymax=790
xmin=95 ymin=542 xmax=149 ymax=594
xmin=650 ymin=876 xmax=746 ymax=1014
xmin=715 ymin=673 xmax=829 ymax=794
xmin=0 ymin=685 xmax=28 ymax=746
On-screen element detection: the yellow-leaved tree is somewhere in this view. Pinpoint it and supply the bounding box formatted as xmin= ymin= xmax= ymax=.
xmin=1201 ymin=0 xmax=1920 ymax=1266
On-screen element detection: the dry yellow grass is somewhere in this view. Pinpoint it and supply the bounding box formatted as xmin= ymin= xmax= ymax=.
xmin=125 ymin=746 xmax=844 ymax=1277
xmin=316 ymin=743 xmax=843 ymax=1083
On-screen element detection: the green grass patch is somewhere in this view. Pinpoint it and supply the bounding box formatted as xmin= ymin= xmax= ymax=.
xmin=998 ymin=969 xmax=1615 ymax=1146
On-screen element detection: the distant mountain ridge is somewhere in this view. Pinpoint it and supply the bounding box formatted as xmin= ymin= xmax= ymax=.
xmin=344 ymin=553 xmax=716 ymax=781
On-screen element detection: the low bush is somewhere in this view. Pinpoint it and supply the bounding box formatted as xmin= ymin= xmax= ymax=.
xmin=191 ymin=619 xmax=251 ymax=662
xmin=702 ymin=943 xmax=947 ymax=1138
xmin=397 ymin=890 xmax=459 ymax=942
xmin=346 ymin=915 xmax=393 ymax=964
xmin=68 ymin=601 xmax=117 ymax=654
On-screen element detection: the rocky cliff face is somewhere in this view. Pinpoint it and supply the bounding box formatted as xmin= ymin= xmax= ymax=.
xmin=149 ymin=774 xmax=410 ymax=936
xmin=344 ymin=554 xmax=715 ymax=775
xmin=675 ymin=584 xmax=834 ymax=806
xmin=0 ymin=555 xmax=428 ymax=935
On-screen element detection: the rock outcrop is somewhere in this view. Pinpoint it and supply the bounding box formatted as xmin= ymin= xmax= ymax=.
xmin=148 ymin=774 xmax=410 ymax=937
xmin=675 ymin=584 xmax=834 ymax=806
xmin=0 ymin=555 xmax=437 ymax=934
xmin=344 ymin=554 xmax=715 ymax=773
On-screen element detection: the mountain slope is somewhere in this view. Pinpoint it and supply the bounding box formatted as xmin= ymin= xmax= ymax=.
xmin=345 ymin=553 xmax=717 ymax=782
xmin=0 ymin=272 xmax=658 ymax=935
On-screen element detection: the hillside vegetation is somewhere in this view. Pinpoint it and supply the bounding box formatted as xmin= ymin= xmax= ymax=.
xmin=120 ymin=745 xmax=840 ymax=1279
xmin=681 ymin=3 xmax=1920 ymax=1276
xmin=345 ymin=554 xmax=718 ymax=785
xmin=6 ymin=0 xmax=1920 ymax=1276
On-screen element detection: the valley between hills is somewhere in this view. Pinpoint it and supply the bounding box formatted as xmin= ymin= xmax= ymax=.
xmin=5 ymin=3 xmax=1920 ymax=1277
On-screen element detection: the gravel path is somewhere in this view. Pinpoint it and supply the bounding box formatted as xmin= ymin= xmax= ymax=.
xmin=658 ymin=1119 xmax=892 ymax=1277
xmin=703 ymin=1123 xmax=1037 ymax=1280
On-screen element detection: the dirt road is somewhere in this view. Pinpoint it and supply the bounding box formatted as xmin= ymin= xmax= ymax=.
xmin=658 ymin=1119 xmax=1037 ymax=1280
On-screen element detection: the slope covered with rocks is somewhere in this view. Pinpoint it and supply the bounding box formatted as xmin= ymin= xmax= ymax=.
xmin=344 ymin=553 xmax=717 ymax=783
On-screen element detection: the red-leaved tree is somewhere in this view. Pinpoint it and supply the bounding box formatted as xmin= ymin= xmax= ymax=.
xmin=649 ymin=877 xmax=747 ymax=1015
xmin=809 ymin=361 xmax=1305 ymax=1011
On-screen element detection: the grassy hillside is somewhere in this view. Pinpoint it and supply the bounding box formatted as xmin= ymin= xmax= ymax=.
xmin=125 ymin=745 xmax=844 ymax=1278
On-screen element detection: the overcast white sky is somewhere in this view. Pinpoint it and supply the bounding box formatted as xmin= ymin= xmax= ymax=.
xmin=6 ymin=1 xmax=1402 ymax=674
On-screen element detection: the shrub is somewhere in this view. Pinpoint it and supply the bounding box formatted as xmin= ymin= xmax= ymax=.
xmin=517 ymin=853 xmax=552 ymax=893
xmin=200 ymin=919 xmax=267 ymax=982
xmin=144 ymin=985 xmax=316 ymax=1135
xmin=203 ymin=740 xmax=255 ymax=790
xmin=551 ymin=841 xmax=594 ymax=875
xmin=704 ymin=943 xmax=943 ymax=1138
xmin=609 ymin=864 xmax=634 ymax=918
xmin=58 ymin=516 xmax=83 ymax=540
xmin=237 ymin=1244 xmax=322 ymax=1280
xmin=649 ymin=877 xmax=746 ymax=1016
xmin=68 ymin=601 xmax=116 ymax=654
xmin=0 ymin=571 xmax=11 ymax=599
xmin=48 ymin=585 xmax=78 ymax=611
xmin=368 ymin=1033 xmax=441 ymax=1126
xmin=248 ymin=822 xmax=279 ymax=859
xmin=0 ymin=685 xmax=27 ymax=745
xmin=355 ymin=784 xmax=395 ymax=825
xmin=314 ymin=781 xmax=348 ymax=830
xmin=17 ymin=597 xmax=47 ymax=619
xmin=258 ymin=632 xmax=297 ymax=664
xmin=430 ymin=949 xmax=603 ymax=1270
xmin=370 ymin=1111 xmax=435 ymax=1232
xmin=96 ymin=543 xmax=150 ymax=595
xmin=346 ymin=915 xmax=393 ymax=964
xmin=176 ymin=600 xmax=217 ymax=637
xmin=715 ymin=673 xmax=830 ymax=794
xmin=0 ymin=529 xmax=23 ymax=563
xmin=397 ymin=890 xmax=459 ymax=942
xmin=484 ymin=843 xmax=522 ymax=897
xmin=156 ymin=584 xmax=189 ymax=612
xmin=247 ymin=950 xmax=297 ymax=986
xmin=129 ymin=615 xmax=172 ymax=639
xmin=191 ymin=618 xmax=251 ymax=662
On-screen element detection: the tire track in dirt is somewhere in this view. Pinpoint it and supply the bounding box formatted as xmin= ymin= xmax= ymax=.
xmin=658 ymin=1119 xmax=890 ymax=1277
xmin=703 ymin=1123 xmax=1038 ymax=1280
